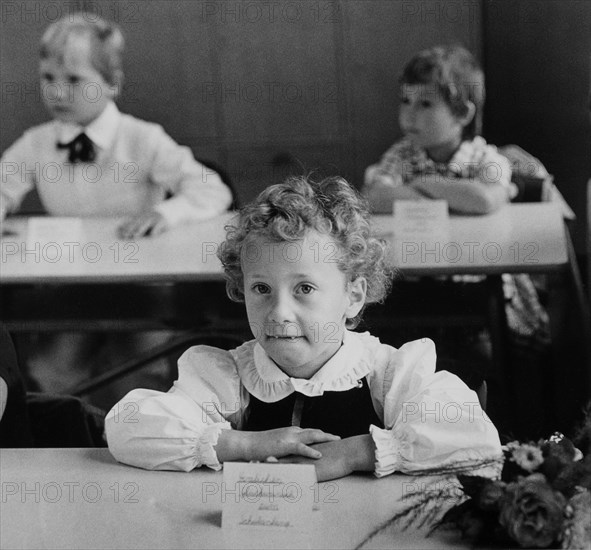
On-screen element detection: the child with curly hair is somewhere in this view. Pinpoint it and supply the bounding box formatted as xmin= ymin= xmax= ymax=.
xmin=106 ymin=176 xmax=501 ymax=481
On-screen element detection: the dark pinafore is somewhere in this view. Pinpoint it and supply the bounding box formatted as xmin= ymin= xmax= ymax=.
xmin=243 ymin=377 xmax=383 ymax=438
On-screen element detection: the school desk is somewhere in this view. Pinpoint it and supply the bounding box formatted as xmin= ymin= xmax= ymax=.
xmin=0 ymin=203 xmax=568 ymax=285
xmin=0 ymin=202 xmax=570 ymax=356
xmin=0 ymin=447 xmax=471 ymax=550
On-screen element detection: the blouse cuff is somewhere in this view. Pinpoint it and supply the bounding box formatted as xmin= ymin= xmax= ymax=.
xmin=370 ymin=424 xmax=401 ymax=478
xmin=198 ymin=422 xmax=231 ymax=471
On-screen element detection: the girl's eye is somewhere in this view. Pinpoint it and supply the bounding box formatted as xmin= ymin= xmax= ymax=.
xmin=252 ymin=283 xmax=270 ymax=294
xmin=400 ymin=96 xmax=410 ymax=105
xmin=67 ymin=76 xmax=81 ymax=85
xmin=420 ymin=100 xmax=432 ymax=108
xmin=298 ymin=284 xmax=315 ymax=295
xmin=41 ymin=73 xmax=54 ymax=82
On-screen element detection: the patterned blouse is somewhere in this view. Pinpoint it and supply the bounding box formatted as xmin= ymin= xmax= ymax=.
xmin=364 ymin=136 xmax=516 ymax=198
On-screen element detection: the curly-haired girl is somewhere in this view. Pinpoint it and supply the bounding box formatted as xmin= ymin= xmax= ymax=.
xmin=106 ymin=176 xmax=501 ymax=481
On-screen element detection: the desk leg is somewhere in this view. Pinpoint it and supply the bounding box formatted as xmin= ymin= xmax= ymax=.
xmin=485 ymin=275 xmax=512 ymax=425
xmin=546 ymin=229 xmax=591 ymax=431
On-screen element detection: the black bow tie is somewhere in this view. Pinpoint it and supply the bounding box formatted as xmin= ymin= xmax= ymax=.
xmin=57 ymin=132 xmax=96 ymax=163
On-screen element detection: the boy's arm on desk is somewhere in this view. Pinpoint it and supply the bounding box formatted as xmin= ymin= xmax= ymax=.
xmin=363 ymin=181 xmax=426 ymax=214
xmin=410 ymin=174 xmax=509 ymax=214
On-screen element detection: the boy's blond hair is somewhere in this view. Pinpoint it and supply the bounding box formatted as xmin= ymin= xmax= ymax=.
xmin=40 ymin=12 xmax=124 ymax=86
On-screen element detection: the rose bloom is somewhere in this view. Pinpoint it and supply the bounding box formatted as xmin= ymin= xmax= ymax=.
xmin=499 ymin=473 xmax=567 ymax=548
xmin=478 ymin=480 xmax=506 ymax=511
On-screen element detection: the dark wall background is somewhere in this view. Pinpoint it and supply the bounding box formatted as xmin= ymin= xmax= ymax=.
xmin=1 ymin=0 xmax=589 ymax=252
xmin=1 ymin=0 xmax=481 ymax=202
xmin=483 ymin=0 xmax=591 ymax=252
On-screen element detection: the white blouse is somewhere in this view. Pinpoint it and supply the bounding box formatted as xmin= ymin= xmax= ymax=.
xmin=105 ymin=331 xmax=502 ymax=477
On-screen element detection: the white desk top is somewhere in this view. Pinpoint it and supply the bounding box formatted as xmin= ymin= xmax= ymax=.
xmin=0 ymin=203 xmax=567 ymax=284
xmin=373 ymin=202 xmax=567 ymax=275
xmin=0 ymin=448 xmax=468 ymax=550
xmin=0 ymin=213 xmax=235 ymax=284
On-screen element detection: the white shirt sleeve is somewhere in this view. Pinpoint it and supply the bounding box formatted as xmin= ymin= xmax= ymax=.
xmin=105 ymin=345 xmax=248 ymax=471
xmin=147 ymin=126 xmax=233 ymax=226
xmin=0 ymin=131 xmax=36 ymax=220
xmin=368 ymin=339 xmax=502 ymax=478
xmin=468 ymin=137 xmax=517 ymax=199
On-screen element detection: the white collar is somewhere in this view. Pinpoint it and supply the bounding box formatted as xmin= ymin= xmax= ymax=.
xmin=56 ymin=101 xmax=120 ymax=150
xmin=233 ymin=331 xmax=378 ymax=401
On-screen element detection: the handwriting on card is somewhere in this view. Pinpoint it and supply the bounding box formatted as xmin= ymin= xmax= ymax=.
xmin=221 ymin=462 xmax=316 ymax=531
xmin=393 ymin=200 xmax=450 ymax=241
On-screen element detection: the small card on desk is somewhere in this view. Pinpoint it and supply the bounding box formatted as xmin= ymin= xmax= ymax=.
xmin=221 ymin=462 xmax=316 ymax=531
xmin=26 ymin=217 xmax=83 ymax=248
xmin=392 ymin=199 xmax=450 ymax=243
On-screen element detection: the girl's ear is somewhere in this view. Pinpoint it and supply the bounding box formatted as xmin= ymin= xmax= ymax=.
xmin=458 ymin=100 xmax=476 ymax=128
xmin=346 ymin=277 xmax=367 ymax=319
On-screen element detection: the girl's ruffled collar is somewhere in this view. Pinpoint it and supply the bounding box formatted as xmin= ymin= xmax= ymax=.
xmin=231 ymin=331 xmax=379 ymax=402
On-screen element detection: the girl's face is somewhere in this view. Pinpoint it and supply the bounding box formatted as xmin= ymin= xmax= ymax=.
xmin=39 ymin=34 xmax=116 ymax=126
xmin=398 ymin=83 xmax=467 ymax=162
xmin=242 ymin=230 xmax=366 ymax=380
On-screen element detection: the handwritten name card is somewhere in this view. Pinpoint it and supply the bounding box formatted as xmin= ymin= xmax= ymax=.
xmin=221 ymin=462 xmax=316 ymax=531
xmin=392 ymin=199 xmax=450 ymax=243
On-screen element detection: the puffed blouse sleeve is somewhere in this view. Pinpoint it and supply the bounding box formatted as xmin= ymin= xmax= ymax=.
xmin=367 ymin=338 xmax=502 ymax=478
xmin=105 ymin=345 xmax=248 ymax=472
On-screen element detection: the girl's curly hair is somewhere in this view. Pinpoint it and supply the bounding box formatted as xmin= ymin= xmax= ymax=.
xmin=218 ymin=176 xmax=393 ymax=328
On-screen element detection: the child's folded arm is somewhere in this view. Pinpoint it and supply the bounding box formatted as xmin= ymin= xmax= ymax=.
xmin=363 ymin=161 xmax=424 ymax=214
xmin=148 ymin=127 xmax=233 ymax=226
xmin=362 ymin=178 xmax=426 ymax=214
xmin=105 ymin=345 xmax=246 ymax=471
xmin=363 ymin=142 xmax=407 ymax=189
xmin=105 ymin=387 xmax=233 ymax=472
xmin=410 ymin=175 xmax=510 ymax=214
xmin=368 ymin=339 xmax=502 ymax=478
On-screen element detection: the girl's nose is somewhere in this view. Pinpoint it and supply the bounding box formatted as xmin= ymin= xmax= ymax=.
xmin=268 ymin=292 xmax=295 ymax=323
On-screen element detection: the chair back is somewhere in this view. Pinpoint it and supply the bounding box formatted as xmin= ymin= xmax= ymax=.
xmin=498 ymin=144 xmax=552 ymax=203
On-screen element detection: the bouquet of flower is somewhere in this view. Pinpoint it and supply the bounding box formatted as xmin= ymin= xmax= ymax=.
xmin=358 ymin=410 xmax=591 ymax=549
xmin=437 ymin=431 xmax=591 ymax=549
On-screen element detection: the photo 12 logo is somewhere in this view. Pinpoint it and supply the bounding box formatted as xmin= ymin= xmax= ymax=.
xmin=400 ymin=241 xmax=539 ymax=265
xmin=1 ymin=481 xmax=139 ymax=504
xmin=200 ymin=1 xmax=340 ymax=23
xmin=1 ymin=2 xmax=141 ymax=24
xmin=1 ymin=240 xmax=140 ymax=264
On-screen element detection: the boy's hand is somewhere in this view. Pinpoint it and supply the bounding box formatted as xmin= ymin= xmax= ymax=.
xmin=117 ymin=212 xmax=169 ymax=239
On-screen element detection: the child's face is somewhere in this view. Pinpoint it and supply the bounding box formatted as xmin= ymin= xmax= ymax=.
xmin=39 ymin=35 xmax=116 ymax=126
xmin=399 ymin=83 xmax=465 ymax=157
xmin=242 ymin=230 xmax=366 ymax=380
